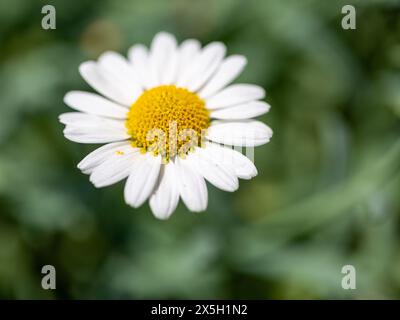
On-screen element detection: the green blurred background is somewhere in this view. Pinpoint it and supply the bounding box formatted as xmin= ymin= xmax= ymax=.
xmin=0 ymin=0 xmax=400 ymax=299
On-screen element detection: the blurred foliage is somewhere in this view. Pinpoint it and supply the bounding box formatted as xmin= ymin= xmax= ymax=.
xmin=0 ymin=0 xmax=400 ymax=299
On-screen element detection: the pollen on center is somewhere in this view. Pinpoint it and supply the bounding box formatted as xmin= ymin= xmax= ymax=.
xmin=126 ymin=85 xmax=210 ymax=161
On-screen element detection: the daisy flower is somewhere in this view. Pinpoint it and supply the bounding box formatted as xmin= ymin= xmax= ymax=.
xmin=60 ymin=32 xmax=273 ymax=220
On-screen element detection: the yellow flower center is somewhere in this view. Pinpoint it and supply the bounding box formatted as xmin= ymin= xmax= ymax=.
xmin=126 ymin=85 xmax=210 ymax=162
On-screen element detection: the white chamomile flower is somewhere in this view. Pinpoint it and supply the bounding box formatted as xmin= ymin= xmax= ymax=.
xmin=60 ymin=32 xmax=273 ymax=220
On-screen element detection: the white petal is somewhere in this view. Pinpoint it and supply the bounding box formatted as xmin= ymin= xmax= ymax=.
xmin=205 ymin=84 xmax=265 ymax=110
xmin=64 ymin=91 xmax=128 ymax=119
xmin=162 ymin=52 xmax=179 ymax=85
xmin=79 ymin=61 xmax=134 ymax=106
xmin=191 ymin=149 xmax=238 ymax=192
xmin=211 ymin=101 xmax=270 ymax=120
xmin=175 ymin=156 xmax=208 ymax=212
xmin=175 ymin=39 xmax=201 ymax=85
xmin=176 ymin=42 xmax=226 ymax=92
xmin=198 ymin=55 xmax=247 ymax=98
xmin=124 ymin=154 xmax=161 ymax=208
xmin=206 ymin=120 xmax=273 ymax=147
xmin=77 ymin=141 xmax=131 ymax=175
xmin=98 ymin=51 xmax=143 ymax=100
xmin=128 ymin=44 xmax=152 ymax=89
xmin=89 ymin=146 xmax=139 ymax=188
xmin=64 ymin=129 xmax=129 ymax=144
xmin=59 ymin=112 xmax=126 ymax=130
xmin=149 ymin=162 xmax=179 ymax=220
xmin=204 ymin=142 xmax=257 ymax=179
xmin=149 ymin=32 xmax=178 ymax=86
xmin=60 ymin=112 xmax=129 ymax=144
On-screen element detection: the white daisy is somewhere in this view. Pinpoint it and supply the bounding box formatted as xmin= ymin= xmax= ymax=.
xmin=60 ymin=32 xmax=273 ymax=220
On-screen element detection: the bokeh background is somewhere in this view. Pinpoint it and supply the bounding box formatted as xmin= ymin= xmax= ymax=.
xmin=0 ymin=0 xmax=400 ymax=299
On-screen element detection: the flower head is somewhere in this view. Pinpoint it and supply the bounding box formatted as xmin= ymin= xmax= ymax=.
xmin=60 ymin=32 xmax=272 ymax=219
